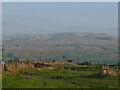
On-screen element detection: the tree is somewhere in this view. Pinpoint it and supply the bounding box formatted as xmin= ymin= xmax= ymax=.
xmin=67 ymin=60 xmax=73 ymax=62
xmin=56 ymin=44 xmax=60 ymax=46
xmin=52 ymin=60 xmax=56 ymax=62
xmin=81 ymin=62 xmax=92 ymax=65
xmin=62 ymin=55 xmax=67 ymax=59
xmin=16 ymin=45 xmax=19 ymax=47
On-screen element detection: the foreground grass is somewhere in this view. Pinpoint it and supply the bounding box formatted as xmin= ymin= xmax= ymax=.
xmin=3 ymin=69 xmax=118 ymax=88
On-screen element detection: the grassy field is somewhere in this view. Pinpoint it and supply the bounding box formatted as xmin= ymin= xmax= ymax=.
xmin=0 ymin=65 xmax=2 ymax=89
xmin=52 ymin=64 xmax=98 ymax=67
xmin=2 ymin=69 xmax=118 ymax=88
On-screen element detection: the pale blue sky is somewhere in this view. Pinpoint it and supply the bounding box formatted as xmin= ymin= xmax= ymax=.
xmin=0 ymin=3 xmax=1 ymax=19
xmin=2 ymin=2 xmax=118 ymax=35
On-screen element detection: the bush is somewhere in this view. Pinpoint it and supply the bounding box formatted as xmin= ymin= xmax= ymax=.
xmin=80 ymin=62 xmax=92 ymax=65
xmin=52 ymin=60 xmax=56 ymax=62
xmin=67 ymin=60 xmax=73 ymax=62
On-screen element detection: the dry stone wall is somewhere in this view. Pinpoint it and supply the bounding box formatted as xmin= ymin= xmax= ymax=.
xmin=3 ymin=60 xmax=119 ymax=76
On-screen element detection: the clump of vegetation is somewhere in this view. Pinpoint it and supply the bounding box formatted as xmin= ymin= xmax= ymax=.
xmin=67 ymin=60 xmax=73 ymax=62
xmin=51 ymin=60 xmax=56 ymax=62
xmin=77 ymin=62 xmax=92 ymax=65
xmin=16 ymin=45 xmax=19 ymax=47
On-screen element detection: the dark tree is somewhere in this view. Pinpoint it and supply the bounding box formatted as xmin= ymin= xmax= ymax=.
xmin=52 ymin=60 xmax=56 ymax=62
xmin=81 ymin=62 xmax=92 ymax=65
xmin=67 ymin=60 xmax=73 ymax=62
xmin=62 ymin=55 xmax=67 ymax=59
xmin=56 ymin=44 xmax=60 ymax=46
xmin=16 ymin=45 xmax=19 ymax=47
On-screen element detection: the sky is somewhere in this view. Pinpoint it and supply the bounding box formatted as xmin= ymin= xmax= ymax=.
xmin=2 ymin=2 xmax=118 ymax=35
xmin=0 ymin=2 xmax=2 ymax=35
xmin=2 ymin=0 xmax=119 ymax=2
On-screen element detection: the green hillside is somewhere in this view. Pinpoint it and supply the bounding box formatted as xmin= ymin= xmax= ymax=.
xmin=2 ymin=32 xmax=118 ymax=64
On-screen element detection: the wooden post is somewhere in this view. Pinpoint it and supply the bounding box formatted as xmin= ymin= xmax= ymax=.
xmin=2 ymin=44 xmax=5 ymax=70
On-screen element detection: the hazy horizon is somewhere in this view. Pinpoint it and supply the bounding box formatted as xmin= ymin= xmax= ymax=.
xmin=3 ymin=2 xmax=118 ymax=35
xmin=2 ymin=32 xmax=118 ymax=36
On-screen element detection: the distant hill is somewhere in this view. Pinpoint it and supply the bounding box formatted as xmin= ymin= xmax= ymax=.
xmin=2 ymin=32 xmax=118 ymax=64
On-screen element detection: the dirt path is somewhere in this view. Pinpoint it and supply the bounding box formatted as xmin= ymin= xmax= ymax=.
xmin=19 ymin=75 xmax=64 ymax=80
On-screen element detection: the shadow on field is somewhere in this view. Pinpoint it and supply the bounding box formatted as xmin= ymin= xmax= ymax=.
xmin=19 ymin=74 xmax=64 ymax=80
xmin=78 ymin=73 xmax=106 ymax=79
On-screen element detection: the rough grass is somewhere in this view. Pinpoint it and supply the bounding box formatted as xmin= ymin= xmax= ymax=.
xmin=53 ymin=64 xmax=98 ymax=67
xmin=2 ymin=69 xmax=118 ymax=88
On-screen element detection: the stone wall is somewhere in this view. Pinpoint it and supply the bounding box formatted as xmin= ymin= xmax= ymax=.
xmin=3 ymin=60 xmax=119 ymax=77
xmin=101 ymin=65 xmax=119 ymax=76
xmin=3 ymin=60 xmax=35 ymax=72
xmin=3 ymin=60 xmax=102 ymax=72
